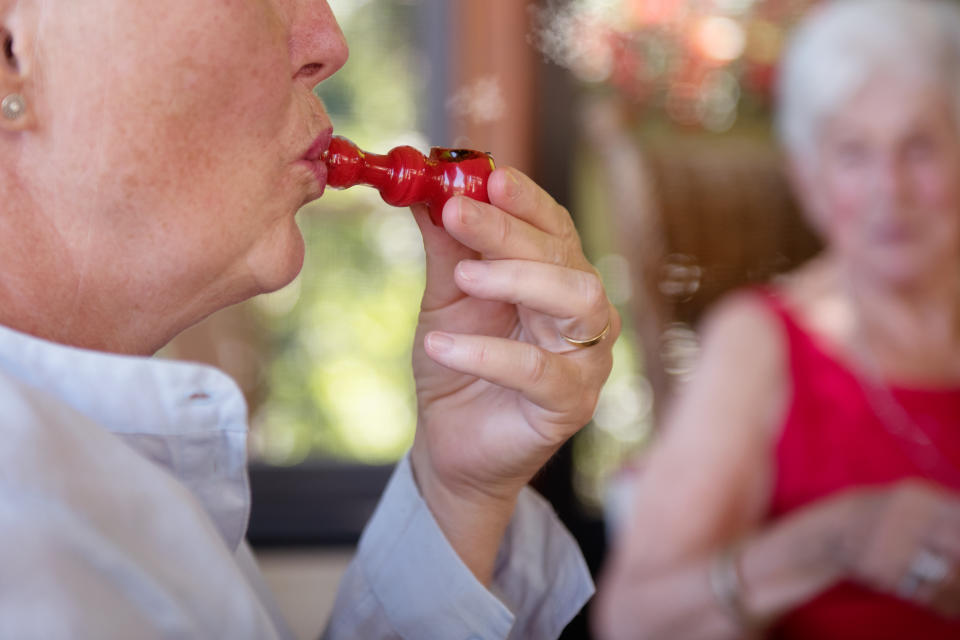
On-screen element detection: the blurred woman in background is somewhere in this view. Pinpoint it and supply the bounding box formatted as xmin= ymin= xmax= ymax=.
xmin=595 ymin=1 xmax=960 ymax=638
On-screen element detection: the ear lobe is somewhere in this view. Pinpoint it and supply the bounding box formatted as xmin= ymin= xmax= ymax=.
xmin=0 ymin=90 xmax=33 ymax=133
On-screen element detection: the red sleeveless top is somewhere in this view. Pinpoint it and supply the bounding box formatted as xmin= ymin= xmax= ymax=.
xmin=758 ymin=290 xmax=960 ymax=640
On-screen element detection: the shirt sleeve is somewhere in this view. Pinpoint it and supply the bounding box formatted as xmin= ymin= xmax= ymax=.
xmin=322 ymin=454 xmax=594 ymax=640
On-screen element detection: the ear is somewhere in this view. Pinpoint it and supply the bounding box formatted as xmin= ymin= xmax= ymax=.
xmin=0 ymin=4 xmax=36 ymax=132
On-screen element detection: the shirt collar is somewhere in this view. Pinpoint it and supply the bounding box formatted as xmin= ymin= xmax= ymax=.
xmin=0 ymin=323 xmax=251 ymax=550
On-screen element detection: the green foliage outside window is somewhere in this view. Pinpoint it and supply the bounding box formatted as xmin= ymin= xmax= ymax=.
xmin=250 ymin=1 xmax=427 ymax=465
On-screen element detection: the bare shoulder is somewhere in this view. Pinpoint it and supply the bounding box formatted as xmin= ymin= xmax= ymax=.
xmin=653 ymin=284 xmax=799 ymax=448
xmin=695 ymin=254 xmax=837 ymax=378
xmin=694 ymin=289 xmax=787 ymax=382
xmin=621 ymin=290 xmax=792 ymax=558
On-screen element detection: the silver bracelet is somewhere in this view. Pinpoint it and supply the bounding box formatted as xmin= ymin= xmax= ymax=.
xmin=709 ymin=545 xmax=766 ymax=636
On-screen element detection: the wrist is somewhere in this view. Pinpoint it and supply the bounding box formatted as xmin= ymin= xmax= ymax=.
xmin=410 ymin=446 xmax=520 ymax=585
xmin=828 ymin=488 xmax=886 ymax=574
xmin=710 ymin=544 xmax=771 ymax=637
xmin=733 ymin=492 xmax=882 ymax=622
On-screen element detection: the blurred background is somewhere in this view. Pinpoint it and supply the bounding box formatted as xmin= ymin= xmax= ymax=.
xmin=160 ymin=0 xmax=830 ymax=637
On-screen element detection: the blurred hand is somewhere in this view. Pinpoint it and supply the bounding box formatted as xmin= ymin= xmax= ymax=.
xmin=408 ymin=167 xmax=619 ymax=582
xmin=841 ymin=480 xmax=960 ymax=618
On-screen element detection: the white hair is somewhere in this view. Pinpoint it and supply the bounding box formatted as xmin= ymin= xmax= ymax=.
xmin=777 ymin=0 xmax=960 ymax=159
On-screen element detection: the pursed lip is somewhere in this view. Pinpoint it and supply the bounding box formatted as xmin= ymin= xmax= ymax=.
xmin=304 ymin=127 xmax=334 ymax=161
xmin=873 ymin=220 xmax=917 ymax=245
xmin=299 ymin=127 xmax=334 ymax=200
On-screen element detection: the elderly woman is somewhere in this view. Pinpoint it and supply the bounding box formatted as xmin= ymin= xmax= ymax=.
xmin=594 ymin=1 xmax=960 ymax=639
xmin=0 ymin=1 xmax=619 ymax=638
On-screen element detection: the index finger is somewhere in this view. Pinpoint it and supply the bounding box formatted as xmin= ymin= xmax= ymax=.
xmin=487 ymin=168 xmax=574 ymax=238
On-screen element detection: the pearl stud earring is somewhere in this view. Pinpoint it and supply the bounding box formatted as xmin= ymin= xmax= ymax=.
xmin=1 ymin=93 xmax=26 ymax=120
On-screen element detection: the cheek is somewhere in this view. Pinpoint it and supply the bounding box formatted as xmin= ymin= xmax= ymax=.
xmin=908 ymin=157 xmax=960 ymax=241
xmin=817 ymin=167 xmax=873 ymax=238
xmin=139 ymin=19 xmax=290 ymax=161
xmin=912 ymin=161 xmax=960 ymax=212
xmin=29 ymin=1 xmax=302 ymax=291
xmin=114 ymin=11 xmax=293 ymax=223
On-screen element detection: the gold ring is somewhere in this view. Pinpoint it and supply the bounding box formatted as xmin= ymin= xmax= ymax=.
xmin=560 ymin=321 xmax=611 ymax=348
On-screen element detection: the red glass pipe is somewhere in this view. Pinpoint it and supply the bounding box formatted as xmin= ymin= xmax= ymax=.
xmin=322 ymin=136 xmax=496 ymax=227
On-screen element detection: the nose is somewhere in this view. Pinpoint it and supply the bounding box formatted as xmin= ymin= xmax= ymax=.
xmin=875 ymin=153 xmax=909 ymax=206
xmin=289 ymin=1 xmax=349 ymax=88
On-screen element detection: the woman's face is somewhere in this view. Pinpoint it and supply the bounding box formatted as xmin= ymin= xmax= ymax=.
xmin=11 ymin=0 xmax=347 ymax=345
xmin=803 ymin=77 xmax=960 ymax=287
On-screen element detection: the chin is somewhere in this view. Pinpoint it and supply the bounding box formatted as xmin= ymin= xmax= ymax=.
xmin=865 ymin=249 xmax=950 ymax=289
xmin=248 ymin=223 xmax=307 ymax=295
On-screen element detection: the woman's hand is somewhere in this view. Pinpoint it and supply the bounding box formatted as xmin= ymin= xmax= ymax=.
xmin=408 ymin=167 xmax=619 ymax=583
xmin=841 ymin=480 xmax=960 ymax=618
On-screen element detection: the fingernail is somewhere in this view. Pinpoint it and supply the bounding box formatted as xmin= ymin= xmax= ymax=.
xmin=504 ymin=170 xmax=522 ymax=199
xmin=427 ymin=332 xmax=455 ymax=354
xmin=457 ymin=260 xmax=487 ymax=282
xmin=458 ymin=198 xmax=480 ymax=226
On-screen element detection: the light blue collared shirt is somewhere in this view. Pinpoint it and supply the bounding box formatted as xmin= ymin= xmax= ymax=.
xmin=0 ymin=323 xmax=593 ymax=639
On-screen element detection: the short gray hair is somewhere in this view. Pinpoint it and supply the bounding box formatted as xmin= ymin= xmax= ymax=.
xmin=776 ymin=0 xmax=960 ymax=159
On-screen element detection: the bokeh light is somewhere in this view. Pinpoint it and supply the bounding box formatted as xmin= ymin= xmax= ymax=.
xmin=694 ymin=16 xmax=747 ymax=62
xmin=531 ymin=0 xmax=820 ymax=130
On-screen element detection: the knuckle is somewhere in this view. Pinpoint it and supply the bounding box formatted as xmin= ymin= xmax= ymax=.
xmin=473 ymin=341 xmax=491 ymax=367
xmin=549 ymin=237 xmax=570 ymax=266
xmin=558 ymin=207 xmax=578 ymax=238
xmin=506 ymin=259 xmax=525 ymax=284
xmin=610 ymin=306 xmax=623 ymax=336
xmin=580 ymin=388 xmax=602 ymax=422
xmin=899 ymin=478 xmax=932 ymax=494
xmin=503 ymin=262 xmax=526 ymax=304
xmin=496 ymin=210 xmax=513 ymax=246
xmin=524 ymin=347 xmax=550 ymax=386
xmin=528 ymin=180 xmax=545 ymax=210
xmin=597 ymin=350 xmax=615 ymax=380
xmin=578 ymin=272 xmax=608 ymax=314
xmin=575 ymin=389 xmax=601 ymax=426
xmin=894 ymin=479 xmax=942 ymax=511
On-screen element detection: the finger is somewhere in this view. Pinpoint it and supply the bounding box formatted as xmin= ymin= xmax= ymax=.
xmin=454 ymin=259 xmax=611 ymax=343
xmin=442 ymin=196 xmax=581 ymax=268
xmin=423 ymin=331 xmax=600 ymax=425
xmin=486 ymin=167 xmax=574 ymax=237
xmin=925 ymin=509 xmax=960 ymax=558
xmin=916 ymin=519 xmax=960 ymax=615
xmin=411 ymin=204 xmax=477 ymax=310
xmin=928 ymin=535 xmax=960 ymax=561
